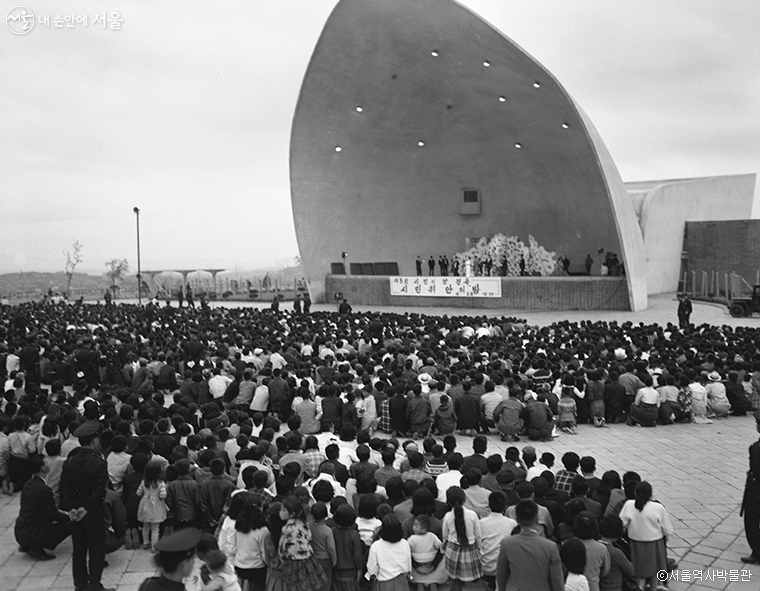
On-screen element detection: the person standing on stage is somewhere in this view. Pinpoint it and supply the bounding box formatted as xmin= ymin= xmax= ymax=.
xmin=416 ymin=256 xmax=423 ymax=277
xmin=428 ymin=256 xmax=435 ymax=276
xmin=60 ymin=420 xmax=113 ymax=591
xmin=741 ymin=410 xmax=760 ymax=564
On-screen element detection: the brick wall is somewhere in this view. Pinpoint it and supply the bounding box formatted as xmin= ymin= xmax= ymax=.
xmin=684 ymin=220 xmax=760 ymax=292
xmin=325 ymin=275 xmax=630 ymax=310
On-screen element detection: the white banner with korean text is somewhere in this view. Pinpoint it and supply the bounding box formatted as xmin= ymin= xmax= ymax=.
xmin=389 ymin=276 xmax=502 ymax=298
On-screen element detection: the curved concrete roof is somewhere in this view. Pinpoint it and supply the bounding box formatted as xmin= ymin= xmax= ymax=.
xmin=290 ymin=0 xmax=647 ymax=310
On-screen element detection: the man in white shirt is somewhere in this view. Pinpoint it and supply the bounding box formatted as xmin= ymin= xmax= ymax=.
xmin=481 ymin=382 xmax=503 ymax=427
xmin=436 ymin=453 xmax=465 ymax=503
xmin=269 ymin=345 xmax=287 ymax=370
xmin=480 ymin=490 xmax=517 ymax=590
xmin=208 ymin=368 xmax=232 ymax=400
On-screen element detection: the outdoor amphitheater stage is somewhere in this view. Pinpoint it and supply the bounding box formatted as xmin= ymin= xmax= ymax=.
xmin=325 ymin=275 xmax=630 ymax=311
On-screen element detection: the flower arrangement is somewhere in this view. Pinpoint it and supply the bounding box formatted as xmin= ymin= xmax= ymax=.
xmin=452 ymin=234 xmax=557 ymax=277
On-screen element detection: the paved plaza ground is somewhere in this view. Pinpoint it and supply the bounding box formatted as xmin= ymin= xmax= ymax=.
xmin=0 ymin=294 xmax=758 ymax=591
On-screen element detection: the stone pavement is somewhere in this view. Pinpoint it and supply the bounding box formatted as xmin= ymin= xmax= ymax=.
xmin=0 ymin=417 xmax=757 ymax=591
xmin=1 ymin=294 xmax=759 ymax=591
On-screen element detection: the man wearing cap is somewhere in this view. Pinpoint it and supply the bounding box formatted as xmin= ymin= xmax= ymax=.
xmin=139 ymin=528 xmax=201 ymax=591
xmin=741 ymin=410 xmax=760 ymax=564
xmin=60 ymin=420 xmax=112 ymax=591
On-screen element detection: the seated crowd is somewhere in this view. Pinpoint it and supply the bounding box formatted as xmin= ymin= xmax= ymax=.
xmin=0 ymin=299 xmax=756 ymax=591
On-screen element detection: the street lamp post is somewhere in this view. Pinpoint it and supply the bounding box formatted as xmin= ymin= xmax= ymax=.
xmin=133 ymin=207 xmax=141 ymax=305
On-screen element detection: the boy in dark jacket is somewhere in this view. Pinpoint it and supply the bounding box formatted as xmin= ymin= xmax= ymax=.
xmin=433 ymin=394 xmax=457 ymax=435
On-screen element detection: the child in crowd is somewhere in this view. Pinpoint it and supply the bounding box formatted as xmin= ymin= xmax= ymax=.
xmin=201 ymin=550 xmax=242 ymax=591
xmin=433 ymin=395 xmax=457 ymax=436
xmin=366 ymin=514 xmax=411 ymax=591
xmin=0 ymin=418 xmax=9 ymax=495
xmin=442 ymin=435 xmax=457 ymax=460
xmin=137 ymin=461 xmax=167 ymax=549
xmin=441 ymin=487 xmax=482 ymax=591
xmin=309 ymin=502 xmax=337 ymax=591
xmin=331 ymin=504 xmax=364 ymax=591
xmin=43 ymin=439 xmax=65 ymax=507
xmin=560 ymin=538 xmax=589 ymax=591
xmin=586 ymin=371 xmax=606 ymax=428
xmin=425 ymin=445 xmax=448 ymax=479
xmin=233 ymin=495 xmax=270 ymax=591
xmin=356 ymin=495 xmax=382 ymax=548
xmin=278 ymin=496 xmax=328 ymax=591
xmin=8 ymin=416 xmax=36 ymax=492
xmin=558 ymin=388 xmax=579 ymax=435
xmin=407 ymin=514 xmax=444 ymax=591
xmin=166 ymin=459 xmax=201 ymax=529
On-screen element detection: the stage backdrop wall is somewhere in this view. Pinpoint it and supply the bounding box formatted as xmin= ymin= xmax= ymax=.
xmin=326 ymin=275 xmax=630 ymax=310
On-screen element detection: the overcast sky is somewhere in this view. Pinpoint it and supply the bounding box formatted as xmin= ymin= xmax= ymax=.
xmin=2 ymin=0 xmax=759 ymax=275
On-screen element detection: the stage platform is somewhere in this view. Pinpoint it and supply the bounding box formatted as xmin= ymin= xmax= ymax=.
xmin=325 ymin=275 xmax=630 ymax=311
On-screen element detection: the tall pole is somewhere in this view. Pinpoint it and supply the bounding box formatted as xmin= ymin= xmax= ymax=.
xmin=133 ymin=207 xmax=141 ymax=305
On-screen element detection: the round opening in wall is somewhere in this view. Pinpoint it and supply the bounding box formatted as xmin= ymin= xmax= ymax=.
xmin=514 ymin=143 xmax=522 ymax=149
xmin=334 ymin=146 xmax=342 ymax=152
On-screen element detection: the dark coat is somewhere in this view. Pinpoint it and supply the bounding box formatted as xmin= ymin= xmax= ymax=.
xmin=406 ymin=396 xmax=431 ymax=429
xmin=388 ymin=396 xmax=410 ymax=432
xmin=15 ymin=475 xmax=69 ymax=550
xmin=60 ymin=447 xmax=109 ymax=515
xmin=454 ymin=392 xmax=481 ymax=430
xmin=320 ymin=396 xmax=344 ymax=431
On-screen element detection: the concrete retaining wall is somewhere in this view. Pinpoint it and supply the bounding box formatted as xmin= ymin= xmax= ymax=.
xmin=326 ymin=275 xmax=630 ymax=310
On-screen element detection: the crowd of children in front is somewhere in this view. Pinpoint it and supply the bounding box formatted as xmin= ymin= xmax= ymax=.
xmin=142 ymin=429 xmax=675 ymax=591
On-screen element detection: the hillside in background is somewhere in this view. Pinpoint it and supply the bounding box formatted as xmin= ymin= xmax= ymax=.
xmin=0 ymin=271 xmax=109 ymax=296
xmin=0 ymin=266 xmax=306 ymax=300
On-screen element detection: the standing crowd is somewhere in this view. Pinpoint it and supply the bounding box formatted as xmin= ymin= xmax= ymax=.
xmin=2 ymin=298 xmax=760 ymax=591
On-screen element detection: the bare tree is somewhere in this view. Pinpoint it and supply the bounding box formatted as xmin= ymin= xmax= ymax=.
xmin=63 ymin=240 xmax=84 ymax=298
xmin=104 ymin=258 xmax=130 ymax=299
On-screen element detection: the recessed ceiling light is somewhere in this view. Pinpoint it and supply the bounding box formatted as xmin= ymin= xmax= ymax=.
xmin=515 ymin=143 xmax=522 ymax=149
xmin=418 ymin=141 xmax=425 ymax=147
xmin=356 ymin=106 xmax=363 ymax=112
xmin=498 ymin=96 xmax=506 ymax=102
xmin=334 ymin=146 xmax=342 ymax=152
xmin=431 ymin=50 xmax=439 ymax=57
